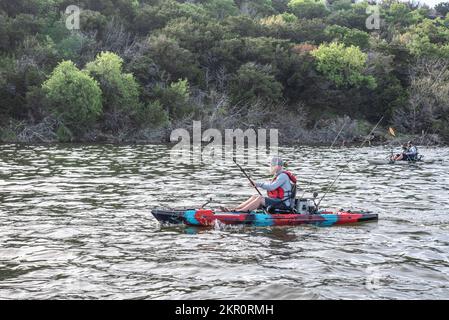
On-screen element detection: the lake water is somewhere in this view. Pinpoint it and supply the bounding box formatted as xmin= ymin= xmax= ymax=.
xmin=0 ymin=144 xmax=448 ymax=299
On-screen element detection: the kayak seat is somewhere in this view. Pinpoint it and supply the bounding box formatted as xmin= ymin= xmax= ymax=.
xmin=266 ymin=206 xmax=296 ymax=215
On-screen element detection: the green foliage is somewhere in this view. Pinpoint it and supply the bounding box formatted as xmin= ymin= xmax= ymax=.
xmin=329 ymin=0 xmax=352 ymax=11
xmin=235 ymin=0 xmax=276 ymax=18
xmin=85 ymin=51 xmax=141 ymax=114
xmin=0 ymin=15 xmax=9 ymax=51
xmin=56 ymin=124 xmax=73 ymax=142
xmin=311 ymin=42 xmax=376 ymax=89
xmin=200 ymin=0 xmax=239 ymax=19
xmin=384 ymin=2 xmax=417 ymax=27
xmin=325 ymin=1 xmax=369 ymax=30
xmin=134 ymin=0 xmax=207 ymax=35
xmin=3 ymin=0 xmax=449 ymax=143
xmin=272 ymin=0 xmax=291 ymax=13
xmin=229 ymin=63 xmax=283 ymax=105
xmin=79 ymin=10 xmax=108 ymax=39
xmin=325 ymin=25 xmax=370 ymax=49
xmin=160 ymin=17 xmax=224 ymax=55
xmin=153 ymin=79 xmax=192 ymax=120
xmin=42 ymin=61 xmax=102 ymax=132
xmin=288 ymin=0 xmax=329 ymax=19
xmin=147 ymin=34 xmax=202 ymax=83
xmin=222 ymin=15 xmax=266 ymax=37
xmin=260 ymin=13 xmax=298 ymax=27
xmin=401 ymin=19 xmax=449 ymax=59
xmin=1 ymin=0 xmax=63 ymax=17
xmin=135 ymin=100 xmax=169 ymax=128
xmin=0 ymin=56 xmax=21 ymax=117
xmin=56 ymin=33 xmax=92 ymax=62
xmin=211 ymin=36 xmax=291 ymax=74
xmin=435 ymin=2 xmax=449 ymax=17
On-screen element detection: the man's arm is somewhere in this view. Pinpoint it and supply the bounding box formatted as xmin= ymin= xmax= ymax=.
xmin=406 ymin=147 xmax=417 ymax=155
xmin=256 ymin=173 xmax=288 ymax=191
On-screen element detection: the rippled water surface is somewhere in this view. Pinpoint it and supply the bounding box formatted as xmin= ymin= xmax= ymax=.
xmin=0 ymin=144 xmax=448 ymax=299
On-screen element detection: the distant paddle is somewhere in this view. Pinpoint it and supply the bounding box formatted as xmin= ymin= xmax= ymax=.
xmin=233 ymin=158 xmax=263 ymax=196
xmin=388 ymin=127 xmax=397 ymax=161
xmin=389 ymin=127 xmax=396 ymax=137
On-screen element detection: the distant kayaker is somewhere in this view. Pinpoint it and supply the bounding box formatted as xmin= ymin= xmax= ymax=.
xmin=392 ymin=141 xmax=418 ymax=161
xmin=224 ymin=157 xmax=297 ymax=213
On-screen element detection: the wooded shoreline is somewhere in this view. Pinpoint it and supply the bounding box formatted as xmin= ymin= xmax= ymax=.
xmin=2 ymin=1 xmax=449 ymax=145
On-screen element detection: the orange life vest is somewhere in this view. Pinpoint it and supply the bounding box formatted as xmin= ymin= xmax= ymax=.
xmin=267 ymin=171 xmax=297 ymax=200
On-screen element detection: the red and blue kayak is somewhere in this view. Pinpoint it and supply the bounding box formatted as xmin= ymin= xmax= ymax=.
xmin=151 ymin=208 xmax=378 ymax=227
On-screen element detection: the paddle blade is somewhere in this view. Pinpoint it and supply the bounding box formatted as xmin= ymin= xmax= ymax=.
xmin=389 ymin=127 xmax=396 ymax=137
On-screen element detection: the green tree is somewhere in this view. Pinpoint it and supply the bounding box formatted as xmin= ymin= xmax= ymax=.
xmin=56 ymin=33 xmax=93 ymax=62
xmin=42 ymin=61 xmax=102 ymax=134
xmin=200 ymin=0 xmax=239 ymax=19
xmin=135 ymin=100 xmax=169 ymax=128
xmin=260 ymin=13 xmax=298 ymax=27
xmin=0 ymin=15 xmax=9 ymax=52
xmin=160 ymin=18 xmax=224 ymax=56
xmin=222 ymin=15 xmax=266 ymax=37
xmin=325 ymin=1 xmax=369 ymax=30
xmin=147 ymin=34 xmax=202 ymax=83
xmin=435 ymin=2 xmax=449 ymax=17
xmin=272 ymin=0 xmax=290 ymax=13
xmin=325 ymin=25 xmax=370 ymax=49
xmin=79 ymin=10 xmax=108 ymax=39
xmin=329 ymin=0 xmax=352 ymax=11
xmin=235 ymin=0 xmax=276 ymax=18
xmin=400 ymin=19 xmax=449 ymax=59
xmin=311 ymin=42 xmax=376 ymax=89
xmin=153 ymin=79 xmax=192 ymax=120
xmin=288 ymin=0 xmax=329 ymax=19
xmin=85 ymin=52 xmax=141 ymax=130
xmin=133 ymin=0 xmax=207 ymax=35
xmin=229 ymin=63 xmax=283 ymax=106
xmin=384 ymin=2 xmax=420 ymax=28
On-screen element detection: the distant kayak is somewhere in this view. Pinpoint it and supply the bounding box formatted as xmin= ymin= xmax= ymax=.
xmin=368 ymin=159 xmax=435 ymax=165
xmin=151 ymin=208 xmax=378 ymax=227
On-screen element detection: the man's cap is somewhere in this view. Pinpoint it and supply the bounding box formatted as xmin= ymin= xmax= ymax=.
xmin=271 ymin=157 xmax=284 ymax=166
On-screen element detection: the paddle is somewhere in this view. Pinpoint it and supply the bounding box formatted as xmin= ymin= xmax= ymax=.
xmin=388 ymin=127 xmax=396 ymax=162
xmin=233 ymin=158 xmax=263 ymax=196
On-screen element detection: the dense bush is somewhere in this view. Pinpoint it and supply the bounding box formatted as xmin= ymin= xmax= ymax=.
xmin=229 ymin=62 xmax=283 ymax=106
xmin=1 ymin=0 xmax=449 ymax=143
xmin=153 ymin=79 xmax=192 ymax=120
xmin=42 ymin=61 xmax=102 ymax=136
xmin=288 ymin=0 xmax=329 ymax=19
xmin=311 ymin=42 xmax=376 ymax=89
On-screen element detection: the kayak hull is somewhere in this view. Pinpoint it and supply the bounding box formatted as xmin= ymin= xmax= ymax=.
xmin=151 ymin=209 xmax=378 ymax=227
xmin=368 ymin=159 xmax=434 ymax=165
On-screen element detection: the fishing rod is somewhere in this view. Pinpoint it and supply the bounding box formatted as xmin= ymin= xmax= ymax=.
xmin=299 ymin=120 xmax=349 ymax=199
xmin=233 ymin=158 xmax=263 ymax=196
xmin=316 ymin=116 xmax=385 ymax=208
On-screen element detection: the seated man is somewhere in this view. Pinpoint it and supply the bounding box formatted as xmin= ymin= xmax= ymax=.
xmin=393 ymin=141 xmax=418 ymax=161
xmin=227 ymin=157 xmax=297 ymax=213
xmin=404 ymin=141 xmax=418 ymax=161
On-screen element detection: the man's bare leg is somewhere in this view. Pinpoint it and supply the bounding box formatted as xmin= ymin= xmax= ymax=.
xmin=235 ymin=195 xmax=259 ymax=211
xmin=238 ymin=196 xmax=265 ymax=212
xmin=221 ymin=195 xmax=259 ymax=212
